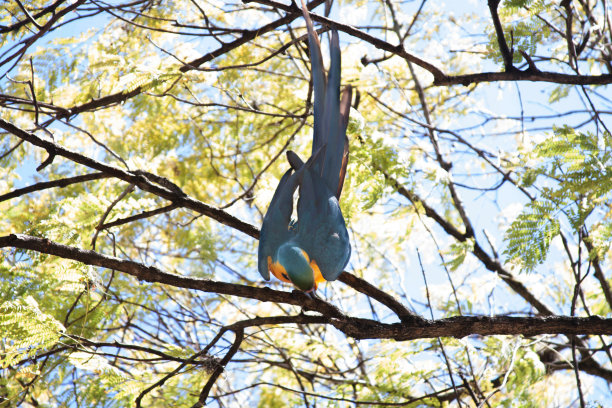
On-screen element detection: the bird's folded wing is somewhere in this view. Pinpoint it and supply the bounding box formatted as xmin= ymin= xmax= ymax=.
xmin=258 ymin=169 xmax=299 ymax=280
xmin=296 ymin=167 xmax=350 ymax=281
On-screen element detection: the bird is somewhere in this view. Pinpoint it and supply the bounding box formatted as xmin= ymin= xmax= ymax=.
xmin=257 ymin=1 xmax=352 ymax=292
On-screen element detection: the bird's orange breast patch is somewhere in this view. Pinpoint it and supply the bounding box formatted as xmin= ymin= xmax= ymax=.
xmin=267 ymin=252 xmax=326 ymax=290
xmin=300 ymin=250 xmax=326 ymax=290
xmin=267 ymin=256 xmax=292 ymax=283
xmin=311 ymin=259 xmax=325 ymax=290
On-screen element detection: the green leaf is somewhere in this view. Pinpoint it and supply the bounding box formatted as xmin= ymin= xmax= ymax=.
xmin=503 ymin=201 xmax=560 ymax=272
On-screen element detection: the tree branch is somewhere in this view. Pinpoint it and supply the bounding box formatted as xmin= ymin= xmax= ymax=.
xmin=433 ymin=70 xmax=612 ymax=87
xmin=97 ymin=203 xmax=180 ymax=231
xmin=0 ymin=118 xmax=428 ymax=325
xmin=338 ymin=271 xmax=424 ymax=323
xmin=192 ymin=328 xmax=244 ymax=408
xmin=55 ymin=0 xmax=326 ymax=120
xmin=0 ymin=0 xmax=87 ymax=71
xmin=64 ymin=334 xmax=219 ymax=367
xmin=2 ymin=234 xmax=610 ymax=341
xmin=247 ymin=0 xmax=612 ymax=87
xmin=0 ymin=0 xmax=68 ymax=34
xmin=0 ymin=233 xmax=343 ymax=318
xmin=549 ymin=354 xmax=612 ymax=383
xmin=487 ymin=0 xmax=516 ymax=72
xmin=14 ymin=0 xmax=42 ymax=30
xmin=245 ymin=0 xmax=445 ymax=80
xmin=0 ymin=118 xmax=260 ymax=239
xmin=330 ymin=314 xmax=612 ymax=340
xmin=383 ymin=170 xmax=555 ymax=315
xmin=581 ymin=233 xmax=612 ymax=311
xmin=0 ymin=173 xmax=109 ymax=203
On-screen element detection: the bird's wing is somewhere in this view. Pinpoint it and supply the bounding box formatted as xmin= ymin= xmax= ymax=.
xmin=296 ymin=167 xmax=350 ymax=281
xmin=295 ymin=165 xmax=319 ymax=228
xmin=311 ymin=219 xmax=351 ymax=281
xmin=258 ymin=169 xmax=298 ymax=280
xmin=286 ymin=150 xmax=305 ymax=171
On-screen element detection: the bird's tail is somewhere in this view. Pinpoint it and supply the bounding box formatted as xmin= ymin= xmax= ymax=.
xmin=301 ymin=0 xmax=352 ymax=200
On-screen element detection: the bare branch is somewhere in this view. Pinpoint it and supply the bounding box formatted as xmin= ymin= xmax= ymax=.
xmin=487 ymin=0 xmax=516 ymax=72
xmin=581 ymin=232 xmax=612 ymax=310
xmin=247 ymin=0 xmax=612 ymax=87
xmin=191 ymin=328 xmax=244 ymax=408
xmin=14 ymin=0 xmax=42 ymax=30
xmin=382 ymin=170 xmax=555 ymax=316
xmin=0 ymin=0 xmax=87 ymax=75
xmin=338 ymin=271 xmax=423 ymax=323
xmin=433 ymin=70 xmax=612 ymax=87
xmin=0 ymin=233 xmax=343 ymax=318
xmin=0 ymin=173 xmax=109 ymax=203
xmin=0 ymin=0 xmax=67 ymax=34
xmin=55 ymin=0 xmax=327 ymax=120
xmin=0 ymin=118 xmax=260 ymax=239
xmin=97 ymin=203 xmax=180 ymax=231
xmin=1 ymin=234 xmax=611 ymax=341
xmin=246 ymin=0 xmax=445 ymax=80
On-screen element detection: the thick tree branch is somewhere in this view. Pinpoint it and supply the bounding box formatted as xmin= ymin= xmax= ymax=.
xmin=433 ymin=70 xmax=612 ymax=86
xmin=384 ymin=171 xmax=554 ymax=315
xmin=487 ymin=0 xmax=516 ymax=72
xmin=247 ymin=0 xmax=612 ymax=87
xmin=56 ymin=0 xmax=326 ymax=120
xmin=0 ymin=118 xmax=424 ymax=323
xmin=329 ymin=315 xmax=612 ymax=340
xmin=0 ymin=233 xmax=343 ymax=318
xmin=0 ymin=118 xmax=260 ymax=239
xmin=1 ymin=233 xmax=610 ymax=341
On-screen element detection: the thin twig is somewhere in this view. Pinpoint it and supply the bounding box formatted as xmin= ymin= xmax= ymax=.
xmin=417 ymin=250 xmax=464 ymax=408
xmin=14 ymin=0 xmax=42 ymax=29
xmin=0 ymin=173 xmax=108 ymax=203
xmin=191 ymin=328 xmax=244 ymax=408
xmin=91 ymin=184 xmax=135 ymax=250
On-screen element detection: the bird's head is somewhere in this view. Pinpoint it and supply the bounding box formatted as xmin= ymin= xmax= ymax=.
xmin=277 ymin=244 xmax=314 ymax=291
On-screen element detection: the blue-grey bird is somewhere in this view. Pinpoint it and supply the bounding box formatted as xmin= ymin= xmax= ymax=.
xmin=257 ymin=1 xmax=352 ymax=292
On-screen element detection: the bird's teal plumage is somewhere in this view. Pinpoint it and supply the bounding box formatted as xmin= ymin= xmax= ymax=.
xmin=257 ymin=1 xmax=351 ymax=292
xmin=277 ymin=244 xmax=314 ymax=291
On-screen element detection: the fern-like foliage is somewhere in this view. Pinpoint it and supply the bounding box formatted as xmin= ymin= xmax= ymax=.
xmin=503 ymin=0 xmax=545 ymax=11
xmin=486 ymin=1 xmax=552 ymax=66
xmin=504 ymin=200 xmax=560 ymax=271
xmin=505 ymin=126 xmax=612 ymax=272
xmin=0 ymin=296 xmax=65 ymax=368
